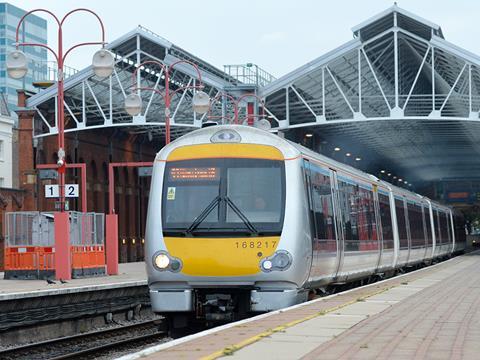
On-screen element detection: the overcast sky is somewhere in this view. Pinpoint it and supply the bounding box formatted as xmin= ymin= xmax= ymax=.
xmin=8 ymin=0 xmax=480 ymax=78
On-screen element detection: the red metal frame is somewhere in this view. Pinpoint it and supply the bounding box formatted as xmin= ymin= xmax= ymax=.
xmin=131 ymin=60 xmax=204 ymax=145
xmin=37 ymin=163 xmax=87 ymax=213
xmin=105 ymin=161 xmax=153 ymax=275
xmin=108 ymin=162 xmax=153 ymax=214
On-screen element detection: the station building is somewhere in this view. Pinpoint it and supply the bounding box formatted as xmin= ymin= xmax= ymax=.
xmin=3 ymin=4 xmax=480 ymax=268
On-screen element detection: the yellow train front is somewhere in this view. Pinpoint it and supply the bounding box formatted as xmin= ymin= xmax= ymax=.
xmin=145 ymin=125 xmax=311 ymax=327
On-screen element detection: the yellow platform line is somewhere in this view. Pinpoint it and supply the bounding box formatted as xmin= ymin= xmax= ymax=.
xmin=201 ymin=286 xmax=393 ymax=359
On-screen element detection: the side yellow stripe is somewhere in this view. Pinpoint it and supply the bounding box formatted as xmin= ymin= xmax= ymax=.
xmin=200 ymin=286 xmax=393 ymax=360
xmin=167 ymin=144 xmax=284 ymax=161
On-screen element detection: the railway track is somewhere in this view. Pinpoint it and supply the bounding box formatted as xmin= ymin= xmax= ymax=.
xmin=0 ymin=320 xmax=169 ymax=360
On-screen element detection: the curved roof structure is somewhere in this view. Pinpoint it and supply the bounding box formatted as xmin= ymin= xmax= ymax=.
xmin=27 ymin=26 xmax=242 ymax=140
xmin=261 ymin=4 xmax=480 ymax=185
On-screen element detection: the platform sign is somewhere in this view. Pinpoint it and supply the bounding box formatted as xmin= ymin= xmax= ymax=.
xmin=65 ymin=184 xmax=79 ymax=198
xmin=39 ymin=169 xmax=58 ymax=180
xmin=45 ymin=184 xmax=59 ymax=198
xmin=45 ymin=184 xmax=79 ymax=198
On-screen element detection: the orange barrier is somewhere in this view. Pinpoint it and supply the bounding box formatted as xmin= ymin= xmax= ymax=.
xmin=71 ymin=245 xmax=105 ymax=269
xmin=4 ymin=246 xmax=55 ymax=271
xmin=4 ymin=245 xmax=105 ymax=278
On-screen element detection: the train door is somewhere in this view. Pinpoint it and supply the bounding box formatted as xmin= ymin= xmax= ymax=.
xmin=302 ymin=159 xmax=316 ymax=282
xmin=330 ymin=170 xmax=345 ymax=280
xmin=303 ymin=159 xmax=340 ymax=282
xmin=372 ymin=186 xmax=383 ymax=271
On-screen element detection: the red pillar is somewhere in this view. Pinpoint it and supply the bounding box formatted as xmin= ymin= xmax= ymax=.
xmin=54 ymin=212 xmax=71 ymax=280
xmin=106 ymin=213 xmax=119 ymax=275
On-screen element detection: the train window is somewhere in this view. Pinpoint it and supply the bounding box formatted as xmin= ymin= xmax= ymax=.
xmin=226 ymin=167 xmax=282 ymax=223
xmin=424 ymin=206 xmax=433 ymax=246
xmin=337 ymin=179 xmax=377 ymax=252
xmin=439 ymin=212 xmax=449 ymax=245
xmin=446 ymin=214 xmax=452 ymax=244
xmin=162 ymin=158 xmax=285 ymax=236
xmin=378 ymin=193 xmax=394 ymax=249
xmin=309 ymin=166 xmax=336 ymax=253
xmin=433 ymin=210 xmax=442 ymax=245
xmin=408 ymin=203 xmax=425 ymax=248
xmin=395 ymin=199 xmax=408 ymax=249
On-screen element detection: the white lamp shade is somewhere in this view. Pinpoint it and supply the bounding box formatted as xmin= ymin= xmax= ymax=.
xmin=92 ymin=49 xmax=114 ymax=78
xmin=6 ymin=50 xmax=28 ymax=79
xmin=125 ymin=93 xmax=142 ymax=116
xmin=192 ymin=91 xmax=210 ymax=114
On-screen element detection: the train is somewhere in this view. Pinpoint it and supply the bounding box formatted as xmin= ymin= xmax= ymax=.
xmin=145 ymin=124 xmax=466 ymax=329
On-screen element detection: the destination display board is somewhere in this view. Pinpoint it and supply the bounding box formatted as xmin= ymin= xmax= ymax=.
xmin=168 ymin=167 xmax=219 ymax=181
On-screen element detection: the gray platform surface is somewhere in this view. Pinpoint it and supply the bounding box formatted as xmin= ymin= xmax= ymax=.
xmin=0 ymin=262 xmax=147 ymax=300
xmin=122 ymin=252 xmax=479 ymax=360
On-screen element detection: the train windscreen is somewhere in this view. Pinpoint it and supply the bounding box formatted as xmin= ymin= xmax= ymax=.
xmin=161 ymin=158 xmax=285 ymax=236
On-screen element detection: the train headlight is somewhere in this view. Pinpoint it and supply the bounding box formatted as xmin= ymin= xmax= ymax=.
xmin=152 ymin=251 xmax=183 ymax=272
xmin=262 ymin=260 xmax=273 ymax=271
xmin=260 ymin=250 xmax=292 ymax=272
xmin=154 ymin=253 xmax=170 ymax=269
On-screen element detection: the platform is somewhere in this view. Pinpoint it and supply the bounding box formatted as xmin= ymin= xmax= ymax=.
xmin=0 ymin=262 xmax=146 ymax=301
xmin=0 ymin=262 xmax=149 ymax=344
xmin=120 ymin=252 xmax=480 ymax=360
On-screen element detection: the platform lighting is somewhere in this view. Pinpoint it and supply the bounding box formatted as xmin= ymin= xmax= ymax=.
xmin=398 ymin=179 xmax=403 ymax=182
xmin=92 ymin=49 xmax=115 ymax=78
xmin=7 ymin=8 xmax=113 ymax=215
xmin=355 ymin=157 xmax=361 ymax=161
xmin=345 ymin=153 xmax=351 ymax=157
xmin=380 ymin=170 xmax=386 ymax=174
xmin=6 ymin=50 xmax=28 ymax=79
xmin=393 ymin=176 xmax=397 ymax=179
xmin=305 ymin=133 xmax=313 ymax=138
xmin=387 ymin=173 xmax=391 ymax=176
xmin=334 ymin=147 xmax=341 ymax=151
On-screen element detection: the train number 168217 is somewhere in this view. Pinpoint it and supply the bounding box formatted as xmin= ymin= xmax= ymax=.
xmin=235 ymin=240 xmax=277 ymax=249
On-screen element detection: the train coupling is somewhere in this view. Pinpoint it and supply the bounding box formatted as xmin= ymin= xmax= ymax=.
xmin=202 ymin=294 xmax=235 ymax=322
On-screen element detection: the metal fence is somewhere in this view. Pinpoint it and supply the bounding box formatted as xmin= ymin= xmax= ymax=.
xmin=70 ymin=212 xmax=104 ymax=245
xmin=4 ymin=211 xmax=104 ymax=247
xmin=5 ymin=212 xmax=54 ymax=247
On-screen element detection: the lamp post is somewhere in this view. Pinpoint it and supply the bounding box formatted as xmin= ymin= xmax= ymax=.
xmin=7 ymin=8 xmax=114 ymax=280
xmin=124 ymin=59 xmax=210 ymax=144
xmin=207 ymin=92 xmax=269 ymax=128
xmin=234 ymin=93 xmax=266 ymax=126
xmin=7 ymin=8 xmax=114 ymax=211
xmin=208 ymin=92 xmax=238 ymax=124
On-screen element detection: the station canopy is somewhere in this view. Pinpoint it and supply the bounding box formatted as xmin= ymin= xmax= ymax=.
xmin=261 ymin=4 xmax=480 ymax=184
xmin=26 ymin=5 xmax=480 ymax=186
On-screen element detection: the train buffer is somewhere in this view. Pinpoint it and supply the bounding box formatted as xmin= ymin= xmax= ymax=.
xmin=122 ymin=251 xmax=480 ymax=360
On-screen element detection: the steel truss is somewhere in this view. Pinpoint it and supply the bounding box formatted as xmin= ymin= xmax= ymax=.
xmin=260 ymin=5 xmax=480 ymax=181
xmin=27 ymin=26 xmax=240 ymax=139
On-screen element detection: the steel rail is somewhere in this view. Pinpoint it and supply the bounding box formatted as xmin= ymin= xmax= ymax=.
xmin=0 ymin=319 xmax=166 ymax=359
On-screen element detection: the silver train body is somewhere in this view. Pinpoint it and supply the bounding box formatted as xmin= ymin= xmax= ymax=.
xmin=145 ymin=125 xmax=466 ymax=321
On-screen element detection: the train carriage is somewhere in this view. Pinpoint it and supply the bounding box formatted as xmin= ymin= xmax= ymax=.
xmin=145 ymin=125 xmax=466 ymax=328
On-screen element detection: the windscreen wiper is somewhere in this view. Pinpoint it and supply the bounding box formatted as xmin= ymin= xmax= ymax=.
xmin=224 ymin=196 xmax=258 ymax=235
xmin=185 ymin=195 xmax=221 ymax=235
